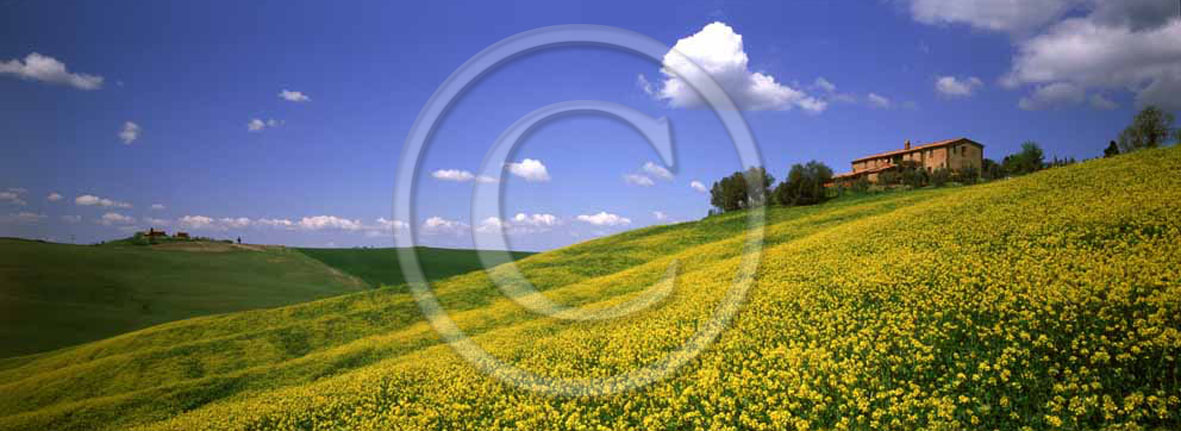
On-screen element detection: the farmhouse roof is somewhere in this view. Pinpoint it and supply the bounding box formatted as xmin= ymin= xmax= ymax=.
xmin=851 ymin=137 xmax=983 ymax=163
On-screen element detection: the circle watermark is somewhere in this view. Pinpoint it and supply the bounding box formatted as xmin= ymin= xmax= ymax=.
xmin=394 ymin=24 xmax=765 ymax=396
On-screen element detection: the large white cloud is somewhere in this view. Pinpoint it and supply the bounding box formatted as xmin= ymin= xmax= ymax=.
xmin=119 ymin=121 xmax=141 ymax=145
xmin=906 ymin=0 xmax=1080 ymax=35
xmin=75 ymin=194 xmax=131 ymax=208
xmin=689 ymin=180 xmax=708 ymax=193
xmin=1018 ymin=82 xmax=1086 ymax=110
xmin=576 ymin=211 xmax=631 ymax=226
xmin=507 ymin=159 xmax=551 ymax=182
xmin=907 ymin=0 xmax=1181 ymax=110
xmin=1004 ymin=15 xmax=1181 ymax=110
xmin=649 ymin=22 xmax=826 ymax=112
xmin=0 ymin=53 xmax=103 ymax=90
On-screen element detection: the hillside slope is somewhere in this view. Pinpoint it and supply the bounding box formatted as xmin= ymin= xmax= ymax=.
xmin=0 ymin=241 xmax=368 ymax=358
xmin=1 ymin=147 xmax=1179 ymax=430
xmin=298 ymin=246 xmax=535 ymax=289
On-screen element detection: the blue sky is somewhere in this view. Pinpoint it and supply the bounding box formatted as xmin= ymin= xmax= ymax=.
xmin=2 ymin=0 xmax=1178 ymax=250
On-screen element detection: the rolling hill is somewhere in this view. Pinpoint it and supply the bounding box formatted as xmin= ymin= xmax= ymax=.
xmin=0 ymin=240 xmax=530 ymax=359
xmin=0 ymin=240 xmax=369 ymax=358
xmin=298 ymin=246 xmax=535 ymax=289
xmin=0 ymin=146 xmax=1178 ymax=430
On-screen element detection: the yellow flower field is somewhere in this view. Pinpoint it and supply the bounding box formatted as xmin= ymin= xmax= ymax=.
xmin=1 ymin=146 xmax=1179 ymax=430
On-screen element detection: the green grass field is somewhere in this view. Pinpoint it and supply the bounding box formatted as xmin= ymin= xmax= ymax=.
xmin=0 ymin=240 xmax=369 ymax=358
xmin=298 ymin=246 xmax=535 ymax=289
xmin=0 ymin=146 xmax=1178 ymax=430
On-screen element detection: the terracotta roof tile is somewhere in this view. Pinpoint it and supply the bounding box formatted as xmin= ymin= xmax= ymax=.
xmin=850 ymin=137 xmax=982 ymax=163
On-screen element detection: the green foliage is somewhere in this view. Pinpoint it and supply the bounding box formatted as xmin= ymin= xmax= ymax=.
xmin=959 ymin=166 xmax=980 ymax=184
xmin=851 ymin=176 xmax=870 ymax=194
xmin=877 ymin=170 xmax=900 ymax=186
xmin=773 ymin=161 xmax=832 ymax=206
xmin=1002 ymin=141 xmax=1045 ymax=176
xmin=899 ymin=162 xmax=928 ymax=189
xmin=982 ymin=158 xmax=1004 ymax=181
xmin=930 ymin=167 xmax=951 ymax=187
xmin=1104 ymin=140 xmax=1120 ymax=158
xmin=709 ymin=167 xmax=774 ymax=213
xmin=1117 ymin=105 xmax=1175 ymax=152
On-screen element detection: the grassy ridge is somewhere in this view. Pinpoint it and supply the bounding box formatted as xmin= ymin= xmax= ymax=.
xmin=0 ymin=241 xmax=368 ymax=358
xmin=1 ymin=147 xmax=1178 ymax=430
xmin=297 ymin=246 xmax=535 ymax=289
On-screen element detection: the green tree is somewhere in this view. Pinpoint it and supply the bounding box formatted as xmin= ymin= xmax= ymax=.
xmin=1103 ymin=140 xmax=1120 ymax=158
xmin=1003 ymin=141 xmax=1045 ymax=176
xmin=709 ymin=167 xmax=775 ymax=213
xmin=773 ymin=161 xmax=833 ymax=206
xmin=1117 ymin=106 xmax=1174 ymax=152
xmin=981 ymin=158 xmax=1003 ymax=181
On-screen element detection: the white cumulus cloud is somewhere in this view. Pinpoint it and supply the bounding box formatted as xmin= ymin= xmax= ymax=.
xmin=641 ymin=161 xmax=674 ymax=180
xmin=421 ymin=216 xmax=469 ymax=236
xmin=119 ymin=121 xmax=140 ymax=145
xmin=0 ymin=53 xmax=103 ymax=90
xmin=690 ymin=180 xmax=708 ymax=193
xmin=248 ymin=118 xmax=282 ymax=132
xmin=576 ymin=211 xmax=631 ymax=226
xmin=935 ymin=76 xmax=984 ymax=97
xmin=648 ymin=22 xmax=826 ymax=112
xmin=432 ymin=169 xmax=476 ymax=182
xmin=279 ymin=89 xmax=311 ymax=102
xmin=623 ymin=173 xmax=655 ymax=187
xmin=507 ymin=159 xmax=551 ymax=182
xmin=1018 ymin=82 xmax=1086 ymax=110
xmin=906 ymin=0 xmax=1079 ymax=35
xmin=0 ymin=190 xmax=26 ymax=206
xmin=75 ymin=194 xmax=131 ymax=208
xmin=99 ymin=212 xmax=135 ymax=226
xmin=908 ymin=0 xmax=1181 ymax=111
xmin=297 ymin=215 xmax=363 ymax=231
xmin=0 ymin=212 xmax=46 ymax=224
xmin=47 ymin=192 xmax=62 ymax=202
xmin=866 ymin=93 xmax=892 ymax=109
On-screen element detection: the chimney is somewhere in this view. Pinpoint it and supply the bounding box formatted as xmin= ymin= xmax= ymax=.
xmin=904 ymin=139 xmax=911 ymax=150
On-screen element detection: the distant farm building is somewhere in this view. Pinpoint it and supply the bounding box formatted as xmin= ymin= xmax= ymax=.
xmin=831 ymin=137 xmax=984 ymax=185
xmin=174 ymin=232 xmax=190 ymax=239
xmin=145 ymin=228 xmax=168 ymax=238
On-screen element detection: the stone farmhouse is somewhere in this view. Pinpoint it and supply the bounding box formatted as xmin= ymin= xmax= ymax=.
xmin=831 ymin=137 xmax=984 ymax=185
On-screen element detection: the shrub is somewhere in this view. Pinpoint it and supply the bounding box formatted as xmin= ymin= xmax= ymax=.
xmin=959 ymin=166 xmax=980 ymax=184
xmin=930 ymin=167 xmax=951 ymax=187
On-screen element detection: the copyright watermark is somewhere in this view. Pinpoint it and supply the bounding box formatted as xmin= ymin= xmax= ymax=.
xmin=394 ymin=24 xmax=765 ymax=396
